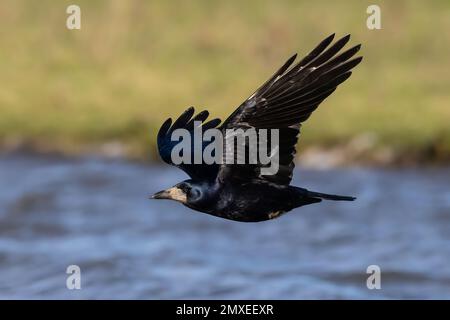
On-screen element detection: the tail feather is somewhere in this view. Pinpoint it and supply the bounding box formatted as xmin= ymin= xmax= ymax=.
xmin=307 ymin=190 xmax=356 ymax=201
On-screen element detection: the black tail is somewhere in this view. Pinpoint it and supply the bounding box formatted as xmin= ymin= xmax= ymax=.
xmin=307 ymin=190 xmax=356 ymax=201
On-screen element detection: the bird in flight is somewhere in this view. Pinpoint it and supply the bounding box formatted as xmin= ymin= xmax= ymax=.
xmin=152 ymin=34 xmax=362 ymax=222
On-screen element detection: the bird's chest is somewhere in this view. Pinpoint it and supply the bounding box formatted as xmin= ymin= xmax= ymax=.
xmin=212 ymin=184 xmax=289 ymax=220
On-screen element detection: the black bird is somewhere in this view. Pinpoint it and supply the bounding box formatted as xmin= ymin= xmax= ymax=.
xmin=152 ymin=34 xmax=362 ymax=222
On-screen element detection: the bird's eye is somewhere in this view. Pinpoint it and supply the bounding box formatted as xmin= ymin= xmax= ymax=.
xmin=188 ymin=188 xmax=200 ymax=199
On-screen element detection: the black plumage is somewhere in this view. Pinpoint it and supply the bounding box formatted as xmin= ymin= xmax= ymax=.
xmin=152 ymin=34 xmax=362 ymax=222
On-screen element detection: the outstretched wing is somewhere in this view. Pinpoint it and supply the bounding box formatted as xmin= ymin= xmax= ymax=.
xmin=218 ymin=34 xmax=362 ymax=185
xmin=157 ymin=107 xmax=221 ymax=180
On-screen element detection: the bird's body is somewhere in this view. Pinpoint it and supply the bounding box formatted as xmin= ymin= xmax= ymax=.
xmin=151 ymin=34 xmax=361 ymax=222
xmin=160 ymin=179 xmax=352 ymax=222
xmin=210 ymin=181 xmax=297 ymax=222
xmin=194 ymin=182 xmax=320 ymax=222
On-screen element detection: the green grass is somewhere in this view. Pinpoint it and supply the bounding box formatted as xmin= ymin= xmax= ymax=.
xmin=0 ymin=0 xmax=449 ymax=161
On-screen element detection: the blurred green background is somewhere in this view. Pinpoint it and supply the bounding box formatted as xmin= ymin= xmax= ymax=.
xmin=0 ymin=0 xmax=449 ymax=163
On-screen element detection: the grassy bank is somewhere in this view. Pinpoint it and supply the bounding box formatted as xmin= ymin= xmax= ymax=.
xmin=0 ymin=0 xmax=449 ymax=163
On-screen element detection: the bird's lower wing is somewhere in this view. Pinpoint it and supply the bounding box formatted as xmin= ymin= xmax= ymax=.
xmin=157 ymin=107 xmax=222 ymax=180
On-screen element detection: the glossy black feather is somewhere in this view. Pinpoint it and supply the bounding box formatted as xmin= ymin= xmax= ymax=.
xmin=218 ymin=35 xmax=362 ymax=187
xmin=153 ymin=34 xmax=360 ymax=222
xmin=157 ymin=107 xmax=221 ymax=180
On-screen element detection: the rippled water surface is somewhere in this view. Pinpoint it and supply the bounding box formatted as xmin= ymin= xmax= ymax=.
xmin=0 ymin=154 xmax=449 ymax=299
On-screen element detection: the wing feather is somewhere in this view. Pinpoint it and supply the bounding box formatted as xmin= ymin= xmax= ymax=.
xmin=218 ymin=34 xmax=362 ymax=185
xmin=157 ymin=107 xmax=221 ymax=180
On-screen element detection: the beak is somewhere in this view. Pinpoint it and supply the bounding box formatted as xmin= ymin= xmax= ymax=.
xmin=150 ymin=190 xmax=170 ymax=199
xmin=150 ymin=187 xmax=187 ymax=203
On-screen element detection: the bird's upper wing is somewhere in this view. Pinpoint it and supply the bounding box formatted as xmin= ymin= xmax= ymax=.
xmin=157 ymin=107 xmax=221 ymax=180
xmin=217 ymin=34 xmax=362 ymax=185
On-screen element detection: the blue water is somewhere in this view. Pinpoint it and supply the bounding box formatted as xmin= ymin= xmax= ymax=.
xmin=0 ymin=154 xmax=449 ymax=299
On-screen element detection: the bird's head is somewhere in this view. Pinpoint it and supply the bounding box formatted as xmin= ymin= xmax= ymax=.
xmin=150 ymin=180 xmax=201 ymax=205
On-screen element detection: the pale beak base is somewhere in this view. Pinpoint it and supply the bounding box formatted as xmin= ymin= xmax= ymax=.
xmin=150 ymin=187 xmax=187 ymax=203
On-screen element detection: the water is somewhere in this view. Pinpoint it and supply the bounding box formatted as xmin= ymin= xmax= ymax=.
xmin=0 ymin=154 xmax=449 ymax=299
